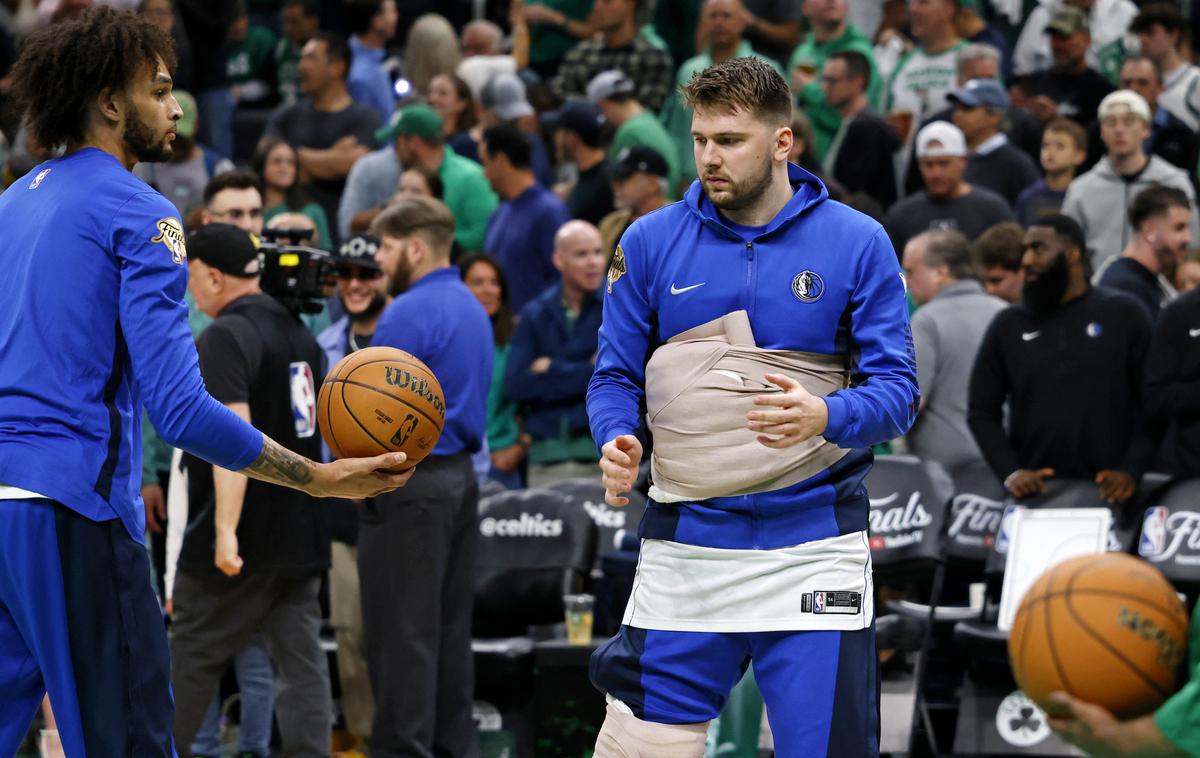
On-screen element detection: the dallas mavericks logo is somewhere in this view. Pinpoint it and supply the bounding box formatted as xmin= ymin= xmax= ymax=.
xmin=289 ymin=361 xmax=317 ymax=438
xmin=791 ymin=270 xmax=825 ymax=302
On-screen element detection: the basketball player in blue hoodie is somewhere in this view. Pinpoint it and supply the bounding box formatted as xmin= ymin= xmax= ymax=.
xmin=0 ymin=8 xmax=411 ymax=755
xmin=587 ymin=58 xmax=919 ymax=756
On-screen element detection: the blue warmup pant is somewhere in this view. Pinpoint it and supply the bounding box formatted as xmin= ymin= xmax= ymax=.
xmin=591 ymin=623 xmax=880 ymax=757
xmin=0 ymin=498 xmax=175 ymax=757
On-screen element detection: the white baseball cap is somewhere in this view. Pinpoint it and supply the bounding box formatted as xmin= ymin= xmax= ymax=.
xmin=915 ymin=121 xmax=967 ymax=158
xmin=1098 ymin=90 xmax=1152 ymax=123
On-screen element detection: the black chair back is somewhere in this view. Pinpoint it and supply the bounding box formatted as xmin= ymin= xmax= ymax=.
xmin=1138 ymin=477 xmax=1200 ymax=591
xmin=866 ymin=455 xmax=954 ymax=577
xmin=943 ymin=461 xmax=1006 ymax=567
xmin=984 ymin=479 xmax=1137 ymax=576
xmin=543 ymin=478 xmax=647 ymax=569
xmin=474 ymin=489 xmax=599 ymax=637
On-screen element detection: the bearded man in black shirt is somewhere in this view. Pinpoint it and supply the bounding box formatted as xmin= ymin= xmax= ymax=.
xmin=967 ymin=214 xmax=1158 ymax=505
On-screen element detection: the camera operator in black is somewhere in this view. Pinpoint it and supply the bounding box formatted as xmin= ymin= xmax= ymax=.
xmin=170 ymin=223 xmax=334 ymax=757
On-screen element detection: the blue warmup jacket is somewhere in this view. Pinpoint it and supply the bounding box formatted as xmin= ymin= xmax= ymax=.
xmin=587 ymin=163 xmax=919 ymax=550
xmin=0 ymin=149 xmax=263 ymax=542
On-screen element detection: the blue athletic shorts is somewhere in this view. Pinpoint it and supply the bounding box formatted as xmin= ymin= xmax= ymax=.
xmin=591 ymin=622 xmax=880 ymax=757
xmin=0 ymin=498 xmax=175 ymax=756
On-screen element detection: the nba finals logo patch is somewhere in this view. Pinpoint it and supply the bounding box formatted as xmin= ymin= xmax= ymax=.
xmin=290 ymin=361 xmax=317 ymax=438
xmin=607 ymin=245 xmax=626 ymax=294
xmin=152 ymin=217 xmax=187 ymax=265
xmin=791 ymin=270 xmax=824 ymax=303
xmin=28 ymin=168 xmax=51 ymax=190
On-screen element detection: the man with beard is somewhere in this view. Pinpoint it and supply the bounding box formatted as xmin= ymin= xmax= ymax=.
xmin=967 ymin=214 xmax=1157 ymax=505
xmin=1098 ymin=184 xmax=1192 ymax=319
xmin=588 ymin=57 xmax=917 ymax=757
xmin=364 ymin=196 xmax=492 ymax=757
xmin=0 ymin=7 xmax=411 ymax=755
xmin=315 ymin=233 xmax=390 ymax=750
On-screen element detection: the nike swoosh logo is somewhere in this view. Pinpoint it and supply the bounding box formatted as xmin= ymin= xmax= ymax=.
xmin=1190 ymin=328 xmax=1200 ymax=338
xmin=670 ymin=282 xmax=705 ymax=295
xmin=1022 ymin=331 xmax=1040 ymax=341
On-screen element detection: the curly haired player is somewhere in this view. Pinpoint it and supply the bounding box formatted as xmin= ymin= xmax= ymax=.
xmin=0 ymin=8 xmax=411 ymax=755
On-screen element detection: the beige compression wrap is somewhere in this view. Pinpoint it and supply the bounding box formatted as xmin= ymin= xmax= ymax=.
xmin=645 ymin=310 xmax=850 ymax=501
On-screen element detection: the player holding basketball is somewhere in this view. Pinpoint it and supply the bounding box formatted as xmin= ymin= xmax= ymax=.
xmin=0 ymin=8 xmax=411 ymax=756
xmin=1048 ymin=611 xmax=1199 ymax=758
xmin=587 ymin=57 xmax=918 ymax=757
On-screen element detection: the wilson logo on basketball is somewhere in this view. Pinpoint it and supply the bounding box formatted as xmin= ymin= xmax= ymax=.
xmin=1117 ymin=607 xmax=1185 ymax=671
xmin=1139 ymin=508 xmax=1200 ymax=564
xmin=385 ymin=366 xmax=446 ymax=418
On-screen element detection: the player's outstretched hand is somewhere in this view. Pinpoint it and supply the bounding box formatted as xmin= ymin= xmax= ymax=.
xmin=600 ymin=435 xmax=642 ymax=507
xmin=315 ymin=453 xmax=416 ymax=499
xmin=748 ymin=374 xmax=829 ymax=448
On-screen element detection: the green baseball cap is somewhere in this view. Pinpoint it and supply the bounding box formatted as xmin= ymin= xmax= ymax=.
xmin=175 ymin=90 xmax=198 ymax=139
xmin=375 ymin=102 xmax=444 ymax=143
xmin=1046 ymin=5 xmax=1089 ymax=36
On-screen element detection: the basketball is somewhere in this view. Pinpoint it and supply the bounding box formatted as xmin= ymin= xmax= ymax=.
xmin=1008 ymin=553 xmax=1189 ymax=719
xmin=318 ymin=346 xmax=445 ymax=470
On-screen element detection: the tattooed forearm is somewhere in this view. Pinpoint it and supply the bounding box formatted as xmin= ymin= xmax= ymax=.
xmin=240 ymin=435 xmax=317 ymax=490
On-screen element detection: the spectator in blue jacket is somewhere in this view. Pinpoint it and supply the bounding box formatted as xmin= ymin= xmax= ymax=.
xmin=481 ymin=122 xmax=573 ymax=311
xmin=504 ymin=220 xmax=606 ymax=488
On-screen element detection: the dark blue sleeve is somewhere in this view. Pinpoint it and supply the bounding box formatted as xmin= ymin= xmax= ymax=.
xmin=504 ymin=301 xmax=596 ymax=404
xmin=114 ymin=191 xmax=262 ymax=470
xmin=587 ymin=225 xmax=652 ymax=451
xmin=821 ymin=228 xmax=920 ymax=449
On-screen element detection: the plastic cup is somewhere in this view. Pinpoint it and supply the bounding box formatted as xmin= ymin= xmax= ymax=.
xmin=564 ymin=593 xmax=594 ymax=645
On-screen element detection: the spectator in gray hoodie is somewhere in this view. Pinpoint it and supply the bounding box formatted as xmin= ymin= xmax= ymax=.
xmin=1062 ymin=89 xmax=1198 ymax=276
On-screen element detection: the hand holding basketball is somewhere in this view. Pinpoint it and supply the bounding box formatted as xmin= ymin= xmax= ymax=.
xmin=312 ymin=452 xmax=416 ymax=498
xmin=318 ymin=347 xmax=445 ymax=470
xmin=1008 ymin=553 xmax=1189 ymax=720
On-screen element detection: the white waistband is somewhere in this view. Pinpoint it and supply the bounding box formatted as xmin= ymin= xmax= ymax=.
xmin=0 ymin=484 xmax=50 ymax=500
xmin=623 ymin=532 xmax=873 ymax=633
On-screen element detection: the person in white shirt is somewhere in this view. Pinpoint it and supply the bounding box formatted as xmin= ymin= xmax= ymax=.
xmin=1012 ymin=0 xmax=1137 ymax=80
xmin=1130 ymin=2 xmax=1200 ymax=130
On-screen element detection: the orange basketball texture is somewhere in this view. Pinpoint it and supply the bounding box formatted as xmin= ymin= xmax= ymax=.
xmin=318 ymin=346 xmax=445 ymax=470
xmin=1008 ymin=553 xmax=1189 ymax=719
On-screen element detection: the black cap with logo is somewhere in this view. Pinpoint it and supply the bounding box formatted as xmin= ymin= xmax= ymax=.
xmin=189 ymin=222 xmax=262 ymax=277
xmin=336 ymin=233 xmax=381 ymax=270
xmin=611 ymin=145 xmax=669 ymax=181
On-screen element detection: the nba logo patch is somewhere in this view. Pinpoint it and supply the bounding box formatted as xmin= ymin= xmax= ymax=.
xmin=813 ymin=591 xmax=826 ymax=614
xmin=289 ymin=361 xmax=317 ymax=438
xmin=1139 ymin=506 xmax=1169 ymax=558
